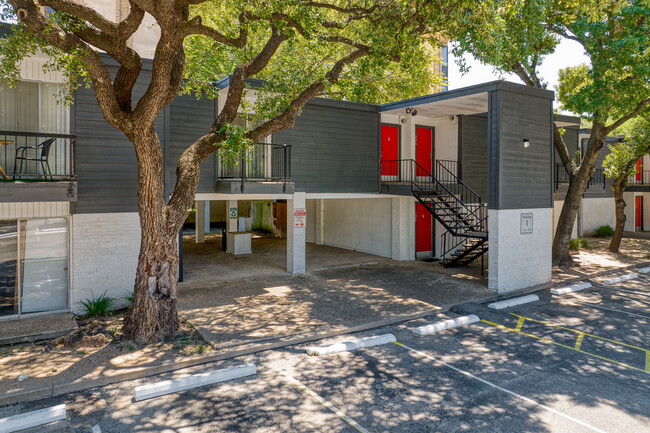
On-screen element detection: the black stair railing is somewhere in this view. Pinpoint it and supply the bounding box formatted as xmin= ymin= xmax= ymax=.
xmin=381 ymin=159 xmax=487 ymax=236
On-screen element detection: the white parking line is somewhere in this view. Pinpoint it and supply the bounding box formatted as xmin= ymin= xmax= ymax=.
xmin=395 ymin=342 xmax=610 ymax=433
xmin=573 ymin=302 xmax=650 ymax=320
xmin=278 ymin=370 xmax=370 ymax=433
xmin=595 ymin=285 xmax=650 ymax=295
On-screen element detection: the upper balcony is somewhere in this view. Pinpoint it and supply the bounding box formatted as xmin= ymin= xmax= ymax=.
xmin=627 ymin=170 xmax=650 ymax=189
xmin=215 ymin=142 xmax=294 ymax=194
xmin=0 ymin=130 xmax=77 ymax=202
xmin=554 ymin=163 xmax=607 ymax=191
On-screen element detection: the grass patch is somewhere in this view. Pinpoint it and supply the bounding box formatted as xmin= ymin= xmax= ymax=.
xmin=570 ymin=238 xmax=589 ymax=250
xmin=80 ymin=292 xmax=115 ymax=317
xmin=594 ymin=225 xmax=614 ymax=237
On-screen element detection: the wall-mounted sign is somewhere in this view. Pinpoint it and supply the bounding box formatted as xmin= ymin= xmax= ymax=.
xmin=229 ymin=207 xmax=238 ymax=220
xmin=293 ymin=208 xmax=306 ymax=229
xmin=521 ymin=213 xmax=533 ymax=234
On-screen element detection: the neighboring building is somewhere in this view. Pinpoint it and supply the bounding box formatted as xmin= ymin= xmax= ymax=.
xmin=553 ymin=124 xmax=650 ymax=237
xmin=74 ymin=0 xmax=160 ymax=60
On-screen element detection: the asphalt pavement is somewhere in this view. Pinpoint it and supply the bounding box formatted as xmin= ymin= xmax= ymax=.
xmin=2 ymin=273 xmax=649 ymax=433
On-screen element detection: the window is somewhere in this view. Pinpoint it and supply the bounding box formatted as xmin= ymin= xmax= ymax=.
xmin=0 ymin=80 xmax=68 ymax=134
xmin=0 ymin=218 xmax=69 ymax=317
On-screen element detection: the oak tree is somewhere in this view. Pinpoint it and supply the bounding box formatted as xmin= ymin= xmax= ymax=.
xmin=0 ymin=0 xmax=464 ymax=341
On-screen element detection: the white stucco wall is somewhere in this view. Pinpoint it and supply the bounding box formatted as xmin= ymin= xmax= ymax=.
xmin=552 ymin=200 xmax=578 ymax=238
xmin=488 ymin=208 xmax=552 ymax=293
xmin=322 ymin=198 xmax=393 ymax=258
xmin=70 ymin=212 xmax=140 ymax=314
xmin=581 ymin=197 xmax=616 ymax=235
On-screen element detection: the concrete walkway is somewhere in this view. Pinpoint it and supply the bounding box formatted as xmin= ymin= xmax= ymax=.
xmin=178 ymin=255 xmax=491 ymax=349
xmin=0 ymin=313 xmax=77 ymax=346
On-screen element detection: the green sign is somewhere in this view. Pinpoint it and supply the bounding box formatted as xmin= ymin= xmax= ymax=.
xmin=229 ymin=207 xmax=238 ymax=219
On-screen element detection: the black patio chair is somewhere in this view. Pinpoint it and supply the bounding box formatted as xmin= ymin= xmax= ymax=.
xmin=13 ymin=138 xmax=56 ymax=180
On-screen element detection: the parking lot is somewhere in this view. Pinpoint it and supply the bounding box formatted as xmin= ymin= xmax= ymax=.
xmin=4 ymin=272 xmax=649 ymax=432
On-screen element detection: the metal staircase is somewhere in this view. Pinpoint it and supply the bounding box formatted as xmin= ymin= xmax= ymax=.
xmin=381 ymin=159 xmax=488 ymax=267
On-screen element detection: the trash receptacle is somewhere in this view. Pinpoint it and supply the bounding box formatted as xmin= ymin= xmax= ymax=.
xmin=221 ymin=226 xmax=227 ymax=251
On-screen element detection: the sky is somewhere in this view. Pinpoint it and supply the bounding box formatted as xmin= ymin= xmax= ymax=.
xmin=447 ymin=39 xmax=590 ymax=110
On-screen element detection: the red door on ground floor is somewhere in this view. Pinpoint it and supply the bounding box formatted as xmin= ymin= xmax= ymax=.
xmin=416 ymin=203 xmax=433 ymax=256
xmin=636 ymin=196 xmax=643 ymax=231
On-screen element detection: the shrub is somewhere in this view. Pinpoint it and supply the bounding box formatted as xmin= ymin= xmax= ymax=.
xmin=569 ymin=238 xmax=589 ymax=250
xmin=125 ymin=291 xmax=134 ymax=306
xmin=594 ymin=225 xmax=614 ymax=237
xmin=80 ymin=292 xmax=115 ymax=317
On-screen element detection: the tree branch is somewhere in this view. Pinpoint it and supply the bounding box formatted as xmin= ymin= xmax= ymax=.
xmin=182 ymin=14 xmax=248 ymax=48
xmin=214 ymin=27 xmax=289 ymax=127
xmin=605 ymin=97 xmax=650 ymax=135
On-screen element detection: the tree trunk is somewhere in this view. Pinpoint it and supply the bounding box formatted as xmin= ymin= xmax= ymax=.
xmin=123 ymin=127 xmax=182 ymax=342
xmin=608 ymin=173 xmax=628 ymax=253
xmin=552 ymin=126 xmax=607 ymax=265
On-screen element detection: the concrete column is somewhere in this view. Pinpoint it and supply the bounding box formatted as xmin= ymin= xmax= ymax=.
xmin=488 ymin=208 xmax=552 ymax=293
xmin=204 ymin=200 xmax=211 ymax=234
xmin=391 ymin=197 xmax=415 ymax=261
xmin=226 ymin=200 xmax=238 ymax=232
xmin=315 ymin=199 xmax=325 ymax=245
xmin=287 ymin=192 xmax=306 ymax=274
xmin=195 ymin=200 xmax=205 ymax=243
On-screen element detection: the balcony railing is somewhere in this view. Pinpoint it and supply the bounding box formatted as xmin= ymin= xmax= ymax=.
xmin=554 ymin=163 xmax=606 ymax=190
xmin=0 ymin=130 xmax=75 ymax=181
xmin=628 ymin=170 xmax=650 ymax=186
xmin=218 ymin=142 xmax=292 ymax=190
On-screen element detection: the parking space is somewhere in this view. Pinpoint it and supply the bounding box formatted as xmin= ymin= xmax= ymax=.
xmin=7 ymin=275 xmax=650 ymax=432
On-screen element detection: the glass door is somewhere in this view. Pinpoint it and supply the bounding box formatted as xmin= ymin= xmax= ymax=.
xmin=20 ymin=218 xmax=68 ymax=313
xmin=0 ymin=221 xmax=18 ymax=316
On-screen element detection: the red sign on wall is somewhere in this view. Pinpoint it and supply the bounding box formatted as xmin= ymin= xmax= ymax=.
xmin=293 ymin=208 xmax=306 ymax=228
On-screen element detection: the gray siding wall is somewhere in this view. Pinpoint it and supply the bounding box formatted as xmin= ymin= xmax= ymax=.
xmin=273 ymin=99 xmax=380 ymax=193
xmin=460 ymin=113 xmax=488 ymax=200
xmin=72 ymin=62 xmax=164 ymax=214
xmin=168 ymin=94 xmax=217 ymax=195
xmin=72 ymin=58 xmax=220 ymax=214
xmin=493 ymin=90 xmax=553 ymax=209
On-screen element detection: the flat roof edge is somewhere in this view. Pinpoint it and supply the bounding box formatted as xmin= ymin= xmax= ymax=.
xmin=380 ymin=80 xmax=554 ymax=112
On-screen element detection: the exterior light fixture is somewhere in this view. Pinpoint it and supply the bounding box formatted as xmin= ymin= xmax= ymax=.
xmin=405 ymin=107 xmax=418 ymax=116
xmin=523 ymin=139 xmax=530 ymax=148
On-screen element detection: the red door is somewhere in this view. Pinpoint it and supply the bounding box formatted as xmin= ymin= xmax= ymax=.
xmin=636 ymin=159 xmax=642 ymax=181
xmin=416 ymin=203 xmax=432 ymax=255
xmin=416 ymin=127 xmax=433 ymax=176
xmin=636 ymin=196 xmax=643 ymax=231
xmin=381 ymin=125 xmax=399 ymax=176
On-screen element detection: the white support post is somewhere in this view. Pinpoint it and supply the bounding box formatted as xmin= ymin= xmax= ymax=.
xmin=315 ymin=199 xmax=325 ymax=245
xmin=195 ymin=200 xmax=205 ymax=243
xmin=391 ymin=197 xmax=415 ymax=261
xmin=204 ymin=200 xmax=211 ymax=234
xmin=227 ymin=200 xmax=238 ymax=233
xmin=287 ymin=192 xmax=306 ymax=274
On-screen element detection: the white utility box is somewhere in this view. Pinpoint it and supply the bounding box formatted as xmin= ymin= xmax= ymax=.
xmin=226 ymin=232 xmax=252 ymax=255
